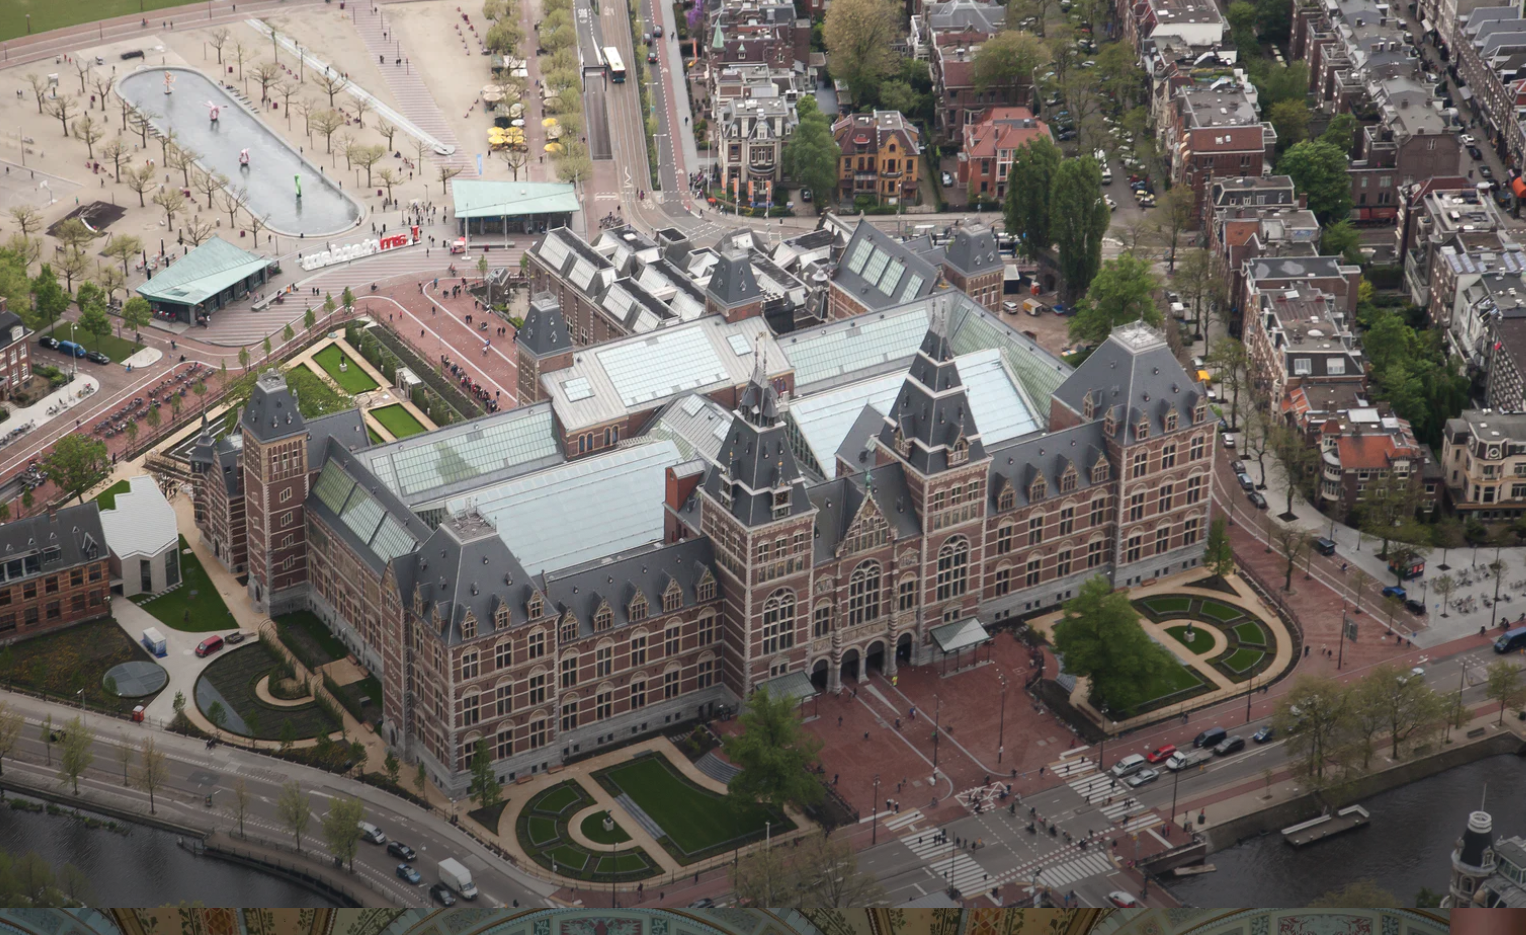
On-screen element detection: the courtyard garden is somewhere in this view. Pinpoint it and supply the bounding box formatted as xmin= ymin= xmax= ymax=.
xmin=515 ymin=781 xmax=658 ymax=882
xmin=273 ymin=610 xmax=349 ymax=671
xmin=0 ymin=617 xmax=163 ymax=716
xmin=312 ymin=344 xmax=379 ymax=394
xmin=1164 ymin=624 xmax=1215 ymax=653
xmin=1132 ymin=593 xmax=1278 ymax=685
xmin=42 ymin=324 xmax=142 ymax=365
xmin=369 ymin=404 xmax=427 ymax=439
xmin=592 ymin=751 xmax=791 ymax=863
xmin=195 ymin=640 xmax=342 ymax=741
xmin=133 ymin=536 xmax=236 ymax=632
xmin=94 ymin=480 xmax=131 ymax=510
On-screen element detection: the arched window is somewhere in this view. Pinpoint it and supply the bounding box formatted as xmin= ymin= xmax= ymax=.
xmin=847 ymin=561 xmax=882 ymax=626
xmin=936 ymin=536 xmax=969 ymax=601
xmin=762 ymin=589 xmax=795 ymax=654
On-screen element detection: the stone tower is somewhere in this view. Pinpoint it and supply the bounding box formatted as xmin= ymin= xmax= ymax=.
xmin=1446 ymin=809 xmax=1498 ymax=907
xmin=240 ymin=370 xmax=312 ymax=614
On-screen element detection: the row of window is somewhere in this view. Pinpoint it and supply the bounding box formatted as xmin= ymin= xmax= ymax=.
xmin=457 ymin=615 xmax=717 ymax=683
xmin=0 ymin=590 xmax=105 ymax=631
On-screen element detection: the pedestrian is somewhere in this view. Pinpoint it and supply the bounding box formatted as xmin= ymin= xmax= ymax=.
xmin=864 ymin=731 xmax=869 ymax=740
xmin=837 ymin=715 xmax=842 ymax=726
xmin=832 ymin=773 xmax=839 ymax=785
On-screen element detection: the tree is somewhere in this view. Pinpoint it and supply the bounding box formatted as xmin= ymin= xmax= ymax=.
xmin=124 ymin=164 xmax=156 ymax=208
xmin=351 ymin=144 xmax=386 ymax=188
xmin=99 ymin=136 xmax=129 ymax=183
xmin=1148 ymin=185 xmax=1197 ymax=273
xmin=245 ymin=213 xmax=270 ymax=248
xmin=152 ymin=187 xmax=187 ymax=229
xmin=31 ymin=265 xmax=70 ymax=333
xmin=1355 ymin=469 xmax=1421 ymax=564
xmin=220 ymin=186 xmax=251 ymax=227
xmin=55 ymin=246 xmax=89 ymax=292
xmin=439 ymin=165 xmax=465 ymax=193
xmin=732 ymin=829 xmax=885 ymax=907
xmin=1053 ymin=575 xmax=1179 ymax=714
xmin=1277 ymin=139 xmax=1352 ymax=223
xmin=726 ymin=684 xmax=825 ymax=811
xmin=467 ymin=738 xmax=503 ymax=809
xmin=783 ymin=97 xmax=840 ymax=209
xmin=1369 ymin=663 xmax=1446 ymax=759
xmin=1051 ymin=157 xmax=1110 ymax=303
xmin=8 ymin=206 xmax=43 ymax=242
xmin=40 ymin=714 xmax=53 ymax=766
xmin=1319 ymin=218 xmax=1364 ymax=265
xmin=128 ymin=109 xmax=156 ymax=147
xmin=206 ymin=700 xmax=227 ymax=738
xmin=210 ymin=27 xmax=231 ymax=64
xmin=1274 ymin=675 xmax=1351 ymax=786
xmin=376 ymin=119 xmax=399 ymax=152
xmin=113 ymin=736 xmax=134 ymax=786
xmin=303 ymin=306 xmax=318 ymax=337
xmin=56 ymin=716 xmax=94 ymax=795
xmin=123 ymin=295 xmax=152 ymax=339
xmin=376 ymin=167 xmax=401 ymax=203
xmin=1271 ymin=524 xmax=1312 ymax=591
xmin=45 ymin=95 xmax=80 ymax=138
xmin=384 ymin=751 xmax=401 ymax=785
xmin=232 ymin=40 xmax=250 ymax=80
xmin=182 ymin=216 xmax=216 ymax=247
xmin=192 ymin=170 xmax=226 ymax=210
xmin=254 ymin=61 xmax=282 ymax=104
xmin=1004 ymin=135 xmax=1062 ymax=260
xmin=44 ymin=435 xmax=110 ymax=504
xmin=276 ymin=780 xmax=313 ymax=851
xmin=239 ymin=346 xmax=252 ymax=373
xmin=137 ymin=736 xmax=168 ymax=813
xmin=1308 ymin=879 xmax=1398 ymax=908
xmin=823 ymin=0 xmax=903 ymax=100
xmin=166 ymin=145 xmax=201 ymax=189
xmin=1205 ymin=515 xmax=1234 ymax=578
xmin=1321 ymin=112 xmax=1358 ymax=155
xmin=315 ymin=71 xmax=349 ymax=108
xmin=1269 ymin=421 xmax=1321 ymax=517
xmin=413 ymin=761 xmax=429 ymax=800
xmin=72 ymin=114 xmax=106 ymax=161
xmin=0 ymin=703 xmax=22 ymax=776
xmin=971 ymin=30 xmax=1048 ymax=93
xmin=1485 ymin=659 xmax=1525 ymax=725
xmin=25 ymin=74 xmax=49 ymax=114
xmin=77 ymin=283 xmax=113 ymax=345
xmin=1069 ymin=252 xmax=1160 ymax=345
xmin=311 ymin=109 xmax=345 ymax=154
xmin=321 ymin=795 xmax=367 ymax=870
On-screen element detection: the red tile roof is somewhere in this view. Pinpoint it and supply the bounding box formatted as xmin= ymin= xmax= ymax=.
xmin=1336 ymin=433 xmax=1416 ymax=470
xmin=962 ymin=107 xmax=1051 ymax=160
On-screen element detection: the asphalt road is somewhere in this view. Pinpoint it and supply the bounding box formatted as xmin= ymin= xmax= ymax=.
xmin=0 ymin=692 xmax=556 ymax=908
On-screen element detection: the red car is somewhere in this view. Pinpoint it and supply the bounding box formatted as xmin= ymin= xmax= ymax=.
xmin=195 ymin=635 xmax=225 ymax=658
xmin=1145 ymin=744 xmax=1177 ymax=764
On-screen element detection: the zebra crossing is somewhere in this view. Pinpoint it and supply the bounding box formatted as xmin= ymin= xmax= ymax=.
xmin=882 ymin=809 xmax=924 ymax=832
xmin=1033 ymin=851 xmax=1117 ymax=888
xmin=1048 ymin=756 xmax=1096 ymax=778
xmin=899 ymin=830 xmax=997 ymax=894
xmin=1059 ymin=758 xmax=1164 ymax=831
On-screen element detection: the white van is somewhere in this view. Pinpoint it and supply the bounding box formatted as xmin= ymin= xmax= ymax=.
xmin=1109 ymin=754 xmax=1148 ymax=778
xmin=357 ymin=821 xmax=387 ymax=844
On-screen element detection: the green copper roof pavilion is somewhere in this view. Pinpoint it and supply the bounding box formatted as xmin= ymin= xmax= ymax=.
xmin=135 ymin=237 xmax=273 ymax=324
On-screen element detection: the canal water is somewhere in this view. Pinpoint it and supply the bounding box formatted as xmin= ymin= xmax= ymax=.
xmin=1166 ymin=753 xmax=1526 ymax=907
xmin=116 ymin=67 xmax=362 ymax=237
xmin=0 ymin=795 xmax=338 ymax=906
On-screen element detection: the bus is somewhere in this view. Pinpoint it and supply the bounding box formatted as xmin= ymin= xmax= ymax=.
xmin=604 ymin=46 xmax=627 ymax=83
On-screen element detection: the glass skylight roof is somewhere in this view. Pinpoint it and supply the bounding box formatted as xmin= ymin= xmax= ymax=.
xmin=899 ymin=273 xmax=926 ymax=303
xmin=727 ymin=334 xmax=753 ymax=356
xmin=358 ymin=407 xmax=562 ymax=503
xmin=846 ymin=239 xmax=873 ymax=274
xmin=681 ymin=395 xmax=707 ymax=416
xmin=861 ymin=249 xmax=891 ymax=289
xmin=878 ymin=258 xmax=905 ymax=295
xmin=596 ymin=328 xmax=729 ymax=407
xmin=562 ymin=377 xmax=594 ymax=402
xmin=784 ymin=308 xmax=933 ymax=388
xmin=313 ymin=462 xmax=354 ymax=512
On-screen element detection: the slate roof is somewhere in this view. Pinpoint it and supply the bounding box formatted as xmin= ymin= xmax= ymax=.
xmin=306 ymin=408 xmax=370 ymax=466
xmin=704 ymin=363 xmax=814 ymax=526
xmin=876 ymin=306 xmax=986 ymax=475
xmin=834 ymin=404 xmax=887 ymax=472
xmin=833 ymin=220 xmax=941 ymax=313
xmin=941 ymin=224 xmax=1003 ymax=278
xmin=0 ymin=502 xmax=106 ymax=571
xmin=242 ymin=370 xmax=307 ymax=443
xmin=808 ymin=464 xmax=921 ymax=564
xmin=986 ymin=421 xmax=1109 ymax=509
xmin=544 ymin=537 xmax=717 ymax=638
xmin=392 ymin=510 xmax=532 ymax=647
xmin=0 ymin=309 xmax=27 ymax=349
xmin=99 ymin=476 xmax=178 ymax=561
xmin=134 ymin=236 xmax=271 ymax=307
xmin=707 ymin=250 xmax=763 ymax=307
xmin=1247 ymin=256 xmax=1349 ymax=281
xmin=518 ymin=294 xmax=572 ymax=357
xmin=1051 ymin=322 xmax=1205 ymax=441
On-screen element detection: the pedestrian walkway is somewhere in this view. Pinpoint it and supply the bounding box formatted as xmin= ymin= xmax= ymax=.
xmin=898 ymin=829 xmax=996 ymax=895
xmin=1061 ymin=764 xmax=1153 ymax=827
xmin=1034 ymin=851 xmax=1115 ymax=888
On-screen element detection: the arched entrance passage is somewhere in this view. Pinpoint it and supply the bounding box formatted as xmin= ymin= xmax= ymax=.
xmin=810 ymin=658 xmax=829 ymax=691
xmin=896 ymin=632 xmax=913 ymax=665
xmin=840 ymin=648 xmax=861 ymax=683
xmin=866 ymin=640 xmax=886 ymax=674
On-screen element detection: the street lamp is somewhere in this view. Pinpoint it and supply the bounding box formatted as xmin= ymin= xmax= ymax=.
xmin=932 ymin=693 xmax=942 ymax=769
xmin=1169 ymin=763 xmax=1182 ymax=838
xmin=997 ymin=674 xmax=1008 ymax=764
xmin=871 ymin=774 xmax=880 ymax=845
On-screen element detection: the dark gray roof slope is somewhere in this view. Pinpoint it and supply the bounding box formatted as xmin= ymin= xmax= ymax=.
xmin=393 ymin=510 xmax=533 ymax=647
xmin=306 ymin=408 xmax=369 ymax=466
xmin=808 ymin=464 xmax=920 ymax=564
xmin=834 ymin=403 xmax=887 ymax=469
xmin=704 ymin=362 xmax=814 ymax=526
xmin=707 ymin=250 xmax=763 ymax=307
xmin=942 ymin=225 xmax=1003 ymax=277
xmin=834 ymin=220 xmax=941 ymax=311
xmin=1051 ymin=322 xmax=1204 ymax=441
xmin=519 ymin=293 xmax=572 ymax=356
xmin=876 ymin=309 xmax=985 ymax=475
xmin=1247 ymin=256 xmax=1347 ymax=281
xmin=544 ymin=537 xmax=717 ymax=638
xmin=986 ymin=421 xmax=1108 ymax=509
xmin=308 ymin=439 xmax=432 ymax=575
xmin=242 ymin=370 xmax=307 ymax=443
xmin=0 ymin=502 xmax=105 ymax=570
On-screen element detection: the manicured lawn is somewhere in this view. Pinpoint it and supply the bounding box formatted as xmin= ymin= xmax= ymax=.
xmin=1142 ymin=596 xmax=1191 ymax=615
xmin=580 ymin=811 xmax=632 ymax=845
xmin=370 ymin=404 xmax=427 ymax=439
xmin=528 ymin=815 xmax=560 ymax=846
xmin=134 ymin=536 xmax=236 ymax=632
xmin=196 ymin=642 xmax=340 ymax=740
xmin=44 ymin=324 xmax=142 ymax=364
xmin=535 ymin=784 xmax=584 ymax=815
xmin=367 ymin=427 xmax=384 ymax=444
xmin=312 ymin=344 xmax=379 ymax=393
xmin=0 ymin=0 xmax=206 ymax=41
xmin=597 ymin=754 xmax=787 ymax=858
xmin=1127 ymin=661 xmax=1205 ymax=714
xmin=598 ymin=853 xmax=650 ymax=874
xmin=274 ymin=610 xmax=348 ymax=669
xmin=547 ymin=845 xmax=589 ymax=871
xmin=1200 ymin=599 xmax=1246 ymax=623
xmin=1232 ymin=621 xmax=1267 ymax=646
xmin=1223 ymin=648 xmax=1266 ymax=674
xmin=1165 ymin=624 xmax=1215 ymax=654
xmin=94 ymin=480 xmax=131 ymax=510
xmin=0 ymin=616 xmax=162 ymax=716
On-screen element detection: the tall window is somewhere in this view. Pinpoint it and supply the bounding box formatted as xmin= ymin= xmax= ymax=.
xmin=460 ymin=652 xmax=479 ymax=681
xmin=528 ymin=672 xmax=547 ymax=705
xmin=898 ymin=576 xmax=917 ymax=611
xmin=664 ymin=668 xmax=681 ymax=699
xmin=596 ymin=645 xmax=613 ymax=677
xmin=1126 ymin=535 xmax=1142 ymax=563
xmin=847 ymin=562 xmax=882 ymax=626
xmin=697 ymin=612 xmax=718 ymax=645
xmin=1088 ymin=539 xmax=1105 ymax=568
xmin=631 ymin=634 xmax=647 ymax=665
xmin=1190 ymin=436 xmax=1206 ymax=461
xmin=1057 ymin=549 xmax=1072 ymax=577
xmin=1026 ymin=558 xmax=1042 ymax=587
xmin=1186 ymin=475 xmax=1203 ymax=504
xmin=529 ymin=719 xmax=547 ymax=749
xmin=1091 ymin=496 xmax=1107 ymax=527
xmin=996 ymin=524 xmax=1015 ymax=553
xmin=597 ymin=691 xmax=613 ymax=721
xmin=1129 ymin=492 xmax=1145 ymax=522
xmin=1132 ymin=452 xmax=1149 ymax=478
xmin=1059 ymin=506 xmax=1075 ymax=535
xmin=814 ymin=602 xmax=832 ymax=637
xmin=936 ymin=537 xmax=970 ymax=601
xmin=461 ymin=693 xmax=480 ymax=727
xmin=1028 ymin=514 xmax=1045 ymax=546
xmin=1156 ymin=525 xmax=1172 ymax=553
xmin=1158 ymin=483 xmax=1174 ymax=513
xmin=559 ymin=615 xmax=577 ymax=643
xmin=1183 ymin=517 xmax=1201 ymax=545
xmin=495 ymin=641 xmax=512 ymax=670
xmin=1161 ymin=444 xmax=1177 ymax=469
xmin=496 ymin=727 xmax=513 ymax=760
xmin=697 ymin=658 xmax=714 ymax=688
xmin=630 ymin=679 xmax=647 ymax=709
xmin=762 ymin=590 xmax=796 ymax=654
xmin=527 ymin=630 xmax=545 ymax=658
xmin=664 ymin=626 xmax=681 ymax=657
xmin=994 ymin=566 xmax=1011 ymax=595
xmin=496 ymin=682 xmax=513 ymax=716
xmin=560 ymin=654 xmax=578 ymax=688
xmin=561 ymin=699 xmax=578 ymax=732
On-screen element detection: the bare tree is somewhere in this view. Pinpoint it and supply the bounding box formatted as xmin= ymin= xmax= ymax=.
xmin=311 ymin=109 xmax=345 ymax=154
xmin=99 ymin=136 xmax=129 ymax=181
xmin=192 ymin=169 xmax=225 ymax=209
xmin=56 ymin=246 xmax=89 ymax=291
xmin=157 ymin=127 xmax=178 ymax=165
xmin=152 ymin=187 xmax=187 ymax=228
xmin=245 ymin=211 xmax=270 ymax=247
xmin=115 ymin=736 xmax=135 ymax=786
xmin=233 ymin=41 xmax=250 ymax=80
xmin=167 ymin=145 xmax=200 ymax=187
xmin=500 ymin=146 xmax=527 ymax=180
xmin=438 ymin=165 xmax=464 ymax=194
xmin=95 ymin=263 xmax=126 ymax=303
xmin=375 ymin=119 xmax=398 ymax=151
xmin=209 ymin=28 xmax=231 ymax=64
xmin=292 ymin=97 xmax=317 ymax=140
xmin=91 ymin=74 xmax=114 ymax=112
xmin=25 ymin=74 xmax=49 ymax=114
xmin=105 ymin=234 xmax=143 ymax=275
xmin=376 ymin=167 xmax=401 ymax=203
xmin=136 ymin=736 xmax=168 ymax=814
xmin=129 ymin=109 xmax=156 ymax=147
xmin=46 ymin=95 xmax=81 ymax=137
xmin=349 ymin=95 xmax=372 ymax=128
xmin=183 ymin=216 xmax=216 ymax=246
xmin=352 ymin=144 xmax=386 ymax=187
xmin=220 ymin=186 xmax=251 ymax=227
xmin=71 ymin=60 xmax=92 ymax=95
xmin=336 ymin=131 xmax=355 ymax=169
xmin=314 ymin=70 xmax=348 ymax=108
xmin=230 ymin=777 xmax=252 ymax=838
xmin=8 ymin=206 xmax=43 ymax=239
xmin=254 ymin=61 xmax=282 ymax=103
xmin=274 ymin=82 xmax=299 ymax=127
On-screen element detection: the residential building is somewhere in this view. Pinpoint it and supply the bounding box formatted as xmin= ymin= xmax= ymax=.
xmin=1395 ymin=176 xmax=1480 ymax=290
xmin=1441 ymin=409 xmax=1526 ymax=517
xmin=1451 ymin=268 xmax=1526 ymax=372
xmin=1444 ymin=807 xmax=1526 ymax=906
xmin=98 ymin=476 xmax=182 ymax=597
xmin=1294 ymin=0 xmax=1419 ymax=116
xmin=0 ymin=503 xmax=110 ymax=639
xmin=1347 ymin=77 xmax=1462 ymax=225
xmin=0 ymin=302 xmax=31 ymax=400
xmin=718 ymin=97 xmax=798 ymax=188
xmin=1118 ymin=0 xmax=1225 ymax=50
xmin=706 ymin=0 xmax=811 ymax=68
xmin=710 ymin=64 xmax=801 ymax=108
xmin=1241 ymin=256 xmax=1364 ymax=320
xmin=1425 ymin=231 xmax=1526 ymax=337
xmin=1316 ymin=408 xmax=1436 ymax=520
xmin=930 ymin=38 xmax=1031 ymax=139
xmin=1485 ymin=306 xmax=1526 ymax=412
xmin=910 ymin=0 xmax=1006 ymax=60
xmin=957 ymin=107 xmax=1051 ymax=201
xmin=1455 ymin=7 xmax=1526 ymax=168
xmin=1143 ymin=38 xmax=1238 ymax=130
xmin=1243 ymin=287 xmax=1362 ymax=406
xmin=831 ymin=111 xmax=922 ymax=205
xmin=1163 ymin=78 xmax=1274 ymax=227
xmin=1207 ymin=202 xmax=1321 ymax=304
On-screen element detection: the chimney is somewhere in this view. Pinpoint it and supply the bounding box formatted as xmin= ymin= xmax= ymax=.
xmin=1298 ymin=191 xmax=1309 ymax=209
xmin=46 ymin=501 xmax=57 ymax=521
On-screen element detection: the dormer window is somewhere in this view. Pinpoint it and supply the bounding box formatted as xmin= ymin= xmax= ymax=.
xmin=1060 ymin=465 xmax=1078 ymax=492
xmin=895 ymin=428 xmax=911 ymax=457
xmin=949 ymin=437 xmax=969 ymax=465
xmin=628 ymin=593 xmax=648 ymax=623
xmin=1082 ymin=391 xmax=1095 ymax=421
xmin=1193 ymin=399 xmax=1207 ymax=425
xmin=1135 ymin=417 xmax=1150 ymax=441
xmin=560 ymin=613 xmax=579 ymax=642
xmin=1103 ymin=410 xmax=1117 ymax=437
xmin=461 ymin=613 xmax=478 ymax=641
xmin=663 ymin=581 xmax=683 ymax=613
xmin=528 ymin=594 xmax=544 ymax=618
xmin=696 ymin=571 xmax=717 ymax=602
xmin=593 ymin=603 xmax=613 ymax=631
xmin=772 ymin=489 xmax=791 ymax=518
xmin=1028 ymin=477 xmax=1047 ymax=502
xmin=1092 ymin=459 xmax=1110 ymax=483
xmin=998 ymin=486 xmax=1015 ymax=511
xmin=494 ymin=605 xmax=510 ymax=631
xmin=1165 ymin=409 xmax=1179 ymax=432
xmin=717 ymin=480 xmax=734 ymax=508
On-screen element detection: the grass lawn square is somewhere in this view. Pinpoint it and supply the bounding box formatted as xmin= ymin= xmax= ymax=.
xmin=0 ymin=616 xmax=162 ymax=715
xmin=534 ymin=784 xmax=584 ymax=815
xmin=44 ymin=324 xmax=142 ymax=364
xmin=367 ymin=427 xmax=384 ymax=444
xmin=1130 ymin=661 xmax=1205 ymax=712
xmin=370 ymin=405 xmax=427 ymax=439
xmin=547 ymin=845 xmax=589 ymax=871
xmin=580 ymin=811 xmax=632 ymax=845
xmin=597 ymin=754 xmax=787 ymax=858
xmin=313 ymin=344 xmax=379 ymax=393
xmin=1165 ymin=624 xmax=1215 ymax=653
xmin=94 ymin=480 xmax=131 ymax=510
xmin=528 ymin=814 xmax=561 ymax=846
xmin=1200 ymin=599 xmax=1246 ymax=623
xmin=331 ymin=674 xmax=382 ymax=724
xmin=1142 ymin=596 xmax=1191 ymax=615
xmin=1223 ymin=648 xmax=1266 ymax=674
xmin=134 ymin=536 xmax=236 ymax=632
xmin=0 ymin=0 xmax=204 ymax=40
xmin=1232 ymin=621 xmax=1267 ymax=646
xmin=274 ymin=610 xmax=349 ymax=669
xmin=597 ymin=853 xmax=651 ymax=874
xmin=197 ymin=642 xmax=340 ymax=740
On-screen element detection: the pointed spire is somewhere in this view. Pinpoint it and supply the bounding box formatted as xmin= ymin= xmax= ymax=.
xmin=738 ymin=336 xmax=780 ymax=428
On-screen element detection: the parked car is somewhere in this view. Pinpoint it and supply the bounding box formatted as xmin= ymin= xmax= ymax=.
xmin=1230 ymin=459 xmax=1246 ymax=474
xmin=940 ymin=172 xmax=953 ymax=187
xmin=1248 ymin=491 xmax=1268 ymax=509
xmin=1481 ymin=165 xmax=1495 ymax=179
xmin=1382 ymin=585 xmax=1407 ymax=600
xmin=800 ymin=188 xmax=812 ymax=202
xmin=688 ymin=899 xmax=717 ymax=909
xmin=1252 ymin=725 xmax=1275 ymax=743
xmin=653 ymin=24 xmax=663 ymax=36
xmin=429 ymin=884 xmax=457 ymax=907
xmin=1103 ymin=194 xmax=1117 ymax=209
xmin=1056 ymin=129 xmax=1077 ymax=141
xmin=1462 ymin=133 xmax=1477 ymax=145
xmin=1406 ymin=598 xmax=1427 ymax=615
xmin=1193 ymin=726 xmax=1226 ymax=748
xmin=1108 ymin=892 xmax=1143 ymax=908
xmin=396 ymin=864 xmax=422 ymax=884
xmin=38 ymin=336 xmax=59 ymax=350
xmin=84 ymin=350 xmax=110 ymax=365
xmin=388 ymin=841 xmax=417 ymax=861
xmin=1145 ymin=744 xmax=1177 ymax=763
xmin=1126 ymin=767 xmax=1161 ymax=788
xmin=1313 ymin=537 xmax=1337 ymax=556
xmin=647 ymin=50 xmax=657 ymax=63
xmin=194 ymin=635 xmax=224 ymax=658
xmin=1469 ymin=145 xmax=1484 ymax=160
xmin=224 ymin=631 xmax=246 ymax=645
xmin=1213 ymin=735 xmax=1246 ymax=756
xmin=1222 ymin=432 xmax=1237 ymax=448
xmin=1237 ymin=472 xmax=1255 ymax=492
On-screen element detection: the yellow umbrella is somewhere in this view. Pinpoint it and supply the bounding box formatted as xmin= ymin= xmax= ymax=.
xmin=544 ymin=141 xmax=563 ymax=153
xmin=542 ymin=117 xmax=559 ymax=127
